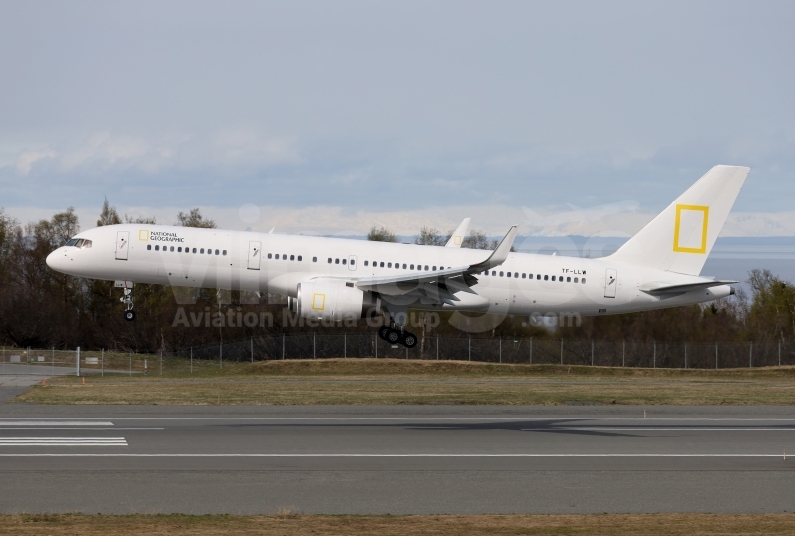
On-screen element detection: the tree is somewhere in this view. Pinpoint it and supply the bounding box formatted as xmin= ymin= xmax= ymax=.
xmin=462 ymin=229 xmax=498 ymax=250
xmin=748 ymin=269 xmax=795 ymax=342
xmin=125 ymin=214 xmax=157 ymax=224
xmin=176 ymin=208 xmax=216 ymax=229
xmin=367 ymin=226 xmax=396 ymax=242
xmin=414 ymin=226 xmax=449 ymax=246
xmin=97 ymin=197 xmax=122 ymax=227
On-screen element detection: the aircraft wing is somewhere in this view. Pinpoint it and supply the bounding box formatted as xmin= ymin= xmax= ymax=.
xmin=355 ymin=225 xmax=517 ymax=296
xmin=639 ymin=279 xmax=737 ymax=296
xmin=445 ymin=218 xmax=471 ymax=248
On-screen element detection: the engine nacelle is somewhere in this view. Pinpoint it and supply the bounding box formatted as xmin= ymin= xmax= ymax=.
xmin=294 ymin=281 xmax=378 ymax=322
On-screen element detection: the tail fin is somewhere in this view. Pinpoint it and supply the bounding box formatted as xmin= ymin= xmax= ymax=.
xmin=608 ymin=165 xmax=749 ymax=276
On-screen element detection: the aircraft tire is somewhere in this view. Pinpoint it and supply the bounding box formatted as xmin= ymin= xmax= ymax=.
xmin=124 ymin=310 xmax=136 ymax=322
xmin=402 ymin=332 xmax=418 ymax=349
xmin=386 ymin=328 xmax=401 ymax=345
xmin=378 ymin=326 xmax=390 ymax=340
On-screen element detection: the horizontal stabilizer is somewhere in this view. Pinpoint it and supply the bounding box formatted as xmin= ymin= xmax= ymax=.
xmin=639 ymin=279 xmax=737 ymax=296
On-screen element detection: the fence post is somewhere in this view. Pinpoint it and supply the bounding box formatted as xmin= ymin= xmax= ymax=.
xmin=344 ymin=332 xmax=347 ymax=358
xmin=52 ymin=346 xmax=54 ymax=376
xmin=749 ymin=342 xmax=752 ymax=368
xmin=499 ymin=337 xmax=501 ymax=364
xmin=76 ymin=346 xmax=81 ymax=377
xmin=160 ymin=348 xmax=163 ymax=375
xmin=219 ymin=341 xmax=223 ymax=369
xmin=622 ymin=339 xmax=625 ymax=367
xmin=779 ymin=340 xmax=781 ymax=367
xmin=715 ymin=342 xmax=718 ymax=369
xmin=375 ymin=334 xmax=378 ymax=359
xmin=684 ymin=342 xmax=687 ymax=369
xmin=129 ymin=351 xmax=131 ymax=376
xmin=560 ymin=339 xmax=563 ymax=365
xmin=468 ymin=335 xmax=471 ymax=361
xmin=313 ymin=332 xmax=316 ymax=359
xmin=101 ymin=348 xmax=104 ymax=377
xmin=251 ymin=337 xmax=254 ymax=363
xmin=437 ymin=334 xmax=439 ymax=361
xmin=591 ymin=340 xmax=594 ymax=367
xmin=190 ymin=347 xmax=193 ymax=373
xmin=530 ymin=337 xmax=533 ymax=365
xmin=653 ymin=340 xmax=656 ymax=369
xmin=2 ymin=345 xmax=5 ymax=375
xmin=282 ymin=333 xmax=285 ymax=360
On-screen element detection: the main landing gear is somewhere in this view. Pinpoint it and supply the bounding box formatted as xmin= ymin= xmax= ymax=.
xmin=378 ymin=324 xmax=417 ymax=349
xmin=121 ymin=286 xmax=136 ymax=322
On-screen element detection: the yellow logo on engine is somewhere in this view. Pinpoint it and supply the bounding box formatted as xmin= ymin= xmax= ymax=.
xmin=311 ymin=293 xmax=326 ymax=311
xmin=673 ymin=204 xmax=709 ymax=254
xmin=138 ymin=230 xmax=149 ymax=241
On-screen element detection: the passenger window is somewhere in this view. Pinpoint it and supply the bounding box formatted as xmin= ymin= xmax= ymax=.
xmin=327 ymin=258 xmax=332 ymax=263
xmin=170 ymin=246 xmax=175 ymax=252
xmin=521 ymin=273 xmax=525 ymax=279
xmin=207 ymin=249 xmax=212 ymax=255
xmin=223 ymin=250 xmax=227 ymax=256
xmin=402 ymin=264 xmax=406 ymax=269
xmin=537 ymin=274 xmax=541 ymax=280
xmin=177 ymin=247 xmax=182 ymax=252
xmin=313 ymin=257 xmax=317 ymax=262
xmin=552 ymin=276 xmax=556 ymax=281
xmin=544 ymin=275 xmax=548 ymax=281
xmin=506 ymin=272 xmax=511 ymax=277
xmin=514 ymin=272 xmax=518 ymax=278
xmin=500 ymin=271 xmax=504 ymax=277
xmin=156 ymin=245 xmax=160 ymax=251
xmin=213 ymin=249 xmax=218 ymax=255
xmin=410 ymin=264 xmax=414 ymax=270
xmin=574 ymin=277 xmax=579 ymax=283
xmin=192 ymin=248 xmax=197 ymax=253
xmin=364 ymin=260 xmax=369 ymax=266
xmin=297 ymin=255 xmax=302 ymax=261
xmin=491 ymin=271 xmax=496 ymax=276
xmin=335 ymin=258 xmax=340 ymax=264
xmin=200 ymin=248 xmax=204 ymax=254
xmin=350 ymin=259 xmax=354 ymax=265
xmin=342 ymin=259 xmax=347 ymax=265
xmin=433 ymin=266 xmax=436 ymax=271
xmin=147 ymin=245 xmax=152 ymax=251
xmin=290 ymin=255 xmax=295 ymax=261
xmin=567 ymin=277 xmax=571 ymax=282
xmin=582 ymin=278 xmax=586 ymax=284
xmin=387 ymin=262 xmax=392 ymax=268
xmin=380 ymin=262 xmax=385 ymax=268
xmin=425 ymin=265 xmax=429 ymax=271
xmin=268 ymin=253 xmax=272 ymax=259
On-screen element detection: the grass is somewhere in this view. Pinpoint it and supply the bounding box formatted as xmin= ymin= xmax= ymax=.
xmin=13 ymin=359 xmax=795 ymax=405
xmin=4 ymin=513 xmax=795 ymax=535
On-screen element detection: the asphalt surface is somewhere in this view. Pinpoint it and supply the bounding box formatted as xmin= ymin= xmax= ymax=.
xmin=0 ymin=403 xmax=794 ymax=514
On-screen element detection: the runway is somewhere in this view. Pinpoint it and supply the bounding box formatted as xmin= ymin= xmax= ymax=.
xmin=0 ymin=404 xmax=793 ymax=514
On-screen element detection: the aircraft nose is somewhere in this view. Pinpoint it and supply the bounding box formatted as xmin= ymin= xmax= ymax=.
xmin=46 ymin=249 xmax=61 ymax=271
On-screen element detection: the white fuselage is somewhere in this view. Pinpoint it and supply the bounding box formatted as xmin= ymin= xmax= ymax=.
xmin=46 ymin=224 xmax=732 ymax=318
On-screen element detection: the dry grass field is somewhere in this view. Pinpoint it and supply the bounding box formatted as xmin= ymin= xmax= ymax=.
xmin=13 ymin=359 xmax=795 ymax=405
xmin=3 ymin=513 xmax=795 ymax=535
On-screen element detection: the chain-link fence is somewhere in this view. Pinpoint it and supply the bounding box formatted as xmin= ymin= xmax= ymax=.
xmin=3 ymin=336 xmax=794 ymax=375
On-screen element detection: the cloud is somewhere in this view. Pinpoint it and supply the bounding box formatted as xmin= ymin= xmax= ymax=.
xmin=14 ymin=149 xmax=56 ymax=175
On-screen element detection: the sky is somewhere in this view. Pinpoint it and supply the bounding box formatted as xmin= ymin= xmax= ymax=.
xmin=1 ymin=0 xmax=794 ymax=236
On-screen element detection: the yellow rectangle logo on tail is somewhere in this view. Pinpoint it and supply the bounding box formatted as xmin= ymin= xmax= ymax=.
xmin=673 ymin=204 xmax=709 ymax=253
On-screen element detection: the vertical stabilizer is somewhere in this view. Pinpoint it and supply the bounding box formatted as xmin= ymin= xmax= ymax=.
xmin=608 ymin=165 xmax=749 ymax=276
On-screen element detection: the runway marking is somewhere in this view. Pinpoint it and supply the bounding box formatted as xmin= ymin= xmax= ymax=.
xmin=0 ymin=427 xmax=161 ymax=430
xmin=0 ymin=437 xmax=127 ymax=446
xmin=0 ymin=453 xmax=786 ymax=457
xmin=0 ymin=421 xmax=114 ymax=426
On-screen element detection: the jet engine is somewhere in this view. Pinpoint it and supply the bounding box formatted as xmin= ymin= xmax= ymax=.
xmin=290 ymin=281 xmax=379 ymax=322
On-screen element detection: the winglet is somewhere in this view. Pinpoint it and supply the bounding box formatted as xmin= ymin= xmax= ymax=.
xmin=469 ymin=225 xmax=517 ymax=271
xmin=445 ymin=218 xmax=471 ymax=248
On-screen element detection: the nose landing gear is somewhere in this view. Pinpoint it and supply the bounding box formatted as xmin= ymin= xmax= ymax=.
xmin=121 ymin=286 xmax=136 ymax=322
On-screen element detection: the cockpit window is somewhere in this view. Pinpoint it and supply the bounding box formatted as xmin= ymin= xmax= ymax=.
xmin=75 ymin=239 xmax=85 ymax=248
xmin=66 ymin=238 xmax=79 ymax=247
xmin=81 ymin=240 xmax=92 ymax=248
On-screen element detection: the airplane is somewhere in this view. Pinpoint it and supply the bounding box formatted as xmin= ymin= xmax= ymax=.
xmin=46 ymin=165 xmax=749 ymax=349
